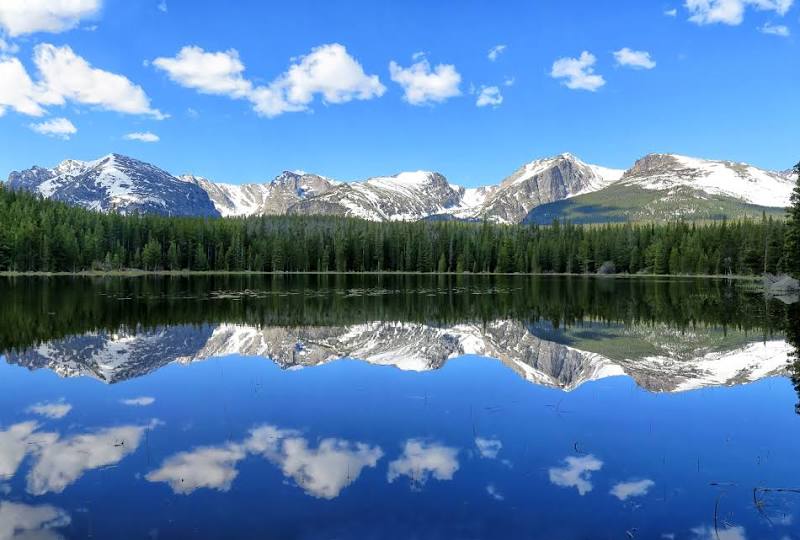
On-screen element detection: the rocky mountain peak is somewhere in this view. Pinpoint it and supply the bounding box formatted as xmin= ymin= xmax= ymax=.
xmin=621 ymin=153 xmax=682 ymax=178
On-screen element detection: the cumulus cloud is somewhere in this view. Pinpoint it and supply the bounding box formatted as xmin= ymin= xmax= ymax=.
xmin=1 ymin=44 xmax=163 ymax=119
xmin=387 ymin=439 xmax=459 ymax=488
xmin=0 ymin=422 xmax=53 ymax=480
xmin=34 ymin=43 xmax=165 ymax=118
xmin=157 ymin=1 xmax=167 ymax=13
xmin=26 ymin=421 xmax=159 ymax=495
xmin=759 ymin=22 xmax=790 ymax=35
xmin=0 ymin=420 xmax=159 ymax=496
xmin=246 ymin=426 xmax=383 ymax=499
xmin=121 ymin=396 xmax=156 ymax=406
xmin=614 ymin=48 xmax=657 ymax=69
xmin=26 ymin=401 xmax=73 ymax=418
xmin=475 ymin=86 xmax=503 ymax=107
xmin=548 ymin=454 xmax=603 ymax=495
xmin=487 ymin=44 xmax=507 ymax=61
xmin=29 ymin=118 xmax=77 ymax=139
xmin=685 ymin=0 xmax=794 ymax=25
xmin=0 ymin=0 xmax=101 ymax=37
xmin=551 ymin=51 xmax=605 ymax=91
xmin=610 ymin=479 xmax=655 ymax=500
xmin=153 ymin=43 xmax=385 ymax=118
xmin=389 ymin=54 xmax=461 ymax=105
xmin=665 ymin=8 xmax=679 ymax=15
xmin=152 ymin=46 xmax=252 ymax=97
xmin=147 ymin=424 xmax=383 ymax=500
xmin=0 ymin=500 xmax=71 ymax=540
xmin=0 ymin=38 xmax=19 ymax=54
xmin=146 ymin=443 xmax=246 ymax=495
xmin=474 ymin=437 xmax=503 ymax=458
xmin=124 ymin=132 xmax=159 ymax=143
xmin=0 ymin=57 xmax=49 ymax=117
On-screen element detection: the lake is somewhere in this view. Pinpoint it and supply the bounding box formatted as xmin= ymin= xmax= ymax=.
xmin=1 ymin=275 xmax=798 ymax=539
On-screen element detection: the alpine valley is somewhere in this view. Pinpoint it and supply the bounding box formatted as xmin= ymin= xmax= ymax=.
xmin=3 ymin=152 xmax=795 ymax=224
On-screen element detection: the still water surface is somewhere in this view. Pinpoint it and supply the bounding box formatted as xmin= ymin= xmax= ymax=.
xmin=0 ymin=275 xmax=798 ymax=539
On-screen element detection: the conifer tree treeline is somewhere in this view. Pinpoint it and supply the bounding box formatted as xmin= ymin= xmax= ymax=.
xmin=784 ymin=161 xmax=800 ymax=278
xmin=0 ymin=186 xmax=793 ymax=275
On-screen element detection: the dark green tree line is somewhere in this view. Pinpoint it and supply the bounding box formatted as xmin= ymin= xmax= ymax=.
xmin=0 ymin=186 xmax=793 ymax=275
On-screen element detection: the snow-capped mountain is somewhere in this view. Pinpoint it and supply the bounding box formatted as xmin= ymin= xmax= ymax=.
xmin=183 ymin=171 xmax=337 ymax=217
xmin=6 ymin=154 xmax=220 ymax=217
xmin=5 ymin=152 xmax=794 ymax=224
xmin=3 ymin=320 xmax=791 ymax=392
xmin=466 ymin=153 xmax=624 ymax=223
xmin=619 ymin=154 xmax=793 ymax=208
xmin=526 ymin=153 xmax=796 ymax=224
xmin=288 ymin=171 xmax=466 ymax=221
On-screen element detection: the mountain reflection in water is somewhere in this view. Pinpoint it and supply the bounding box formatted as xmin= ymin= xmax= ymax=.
xmin=0 ymin=275 xmax=799 ymax=540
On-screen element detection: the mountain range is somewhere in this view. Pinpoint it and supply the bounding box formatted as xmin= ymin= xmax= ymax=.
xmin=3 ymin=152 xmax=795 ymax=224
xmin=4 ymin=320 xmax=790 ymax=393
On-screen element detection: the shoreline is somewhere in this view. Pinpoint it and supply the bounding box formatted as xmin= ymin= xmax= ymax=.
xmin=0 ymin=270 xmax=763 ymax=281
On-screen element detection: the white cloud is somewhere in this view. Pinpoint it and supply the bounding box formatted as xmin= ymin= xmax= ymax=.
xmin=152 ymin=46 xmax=253 ymax=97
xmin=685 ymin=0 xmax=794 ymax=25
xmin=387 ymin=439 xmax=459 ymax=488
xmin=759 ymin=22 xmax=790 ymax=35
xmin=146 ymin=443 xmax=246 ymax=495
xmin=486 ymin=483 xmax=504 ymax=500
xmin=0 ymin=422 xmax=54 ymax=480
xmin=610 ymin=479 xmax=655 ymax=500
xmin=26 ymin=421 xmax=159 ymax=495
xmin=26 ymin=401 xmax=73 ymax=418
xmin=0 ymin=500 xmax=71 ymax=540
xmin=503 ymin=76 xmax=515 ymax=86
xmin=157 ymin=1 xmax=167 ymax=13
xmin=121 ymin=396 xmax=156 ymax=406
xmin=665 ymin=8 xmax=679 ymax=15
xmin=389 ymin=54 xmax=461 ymax=105
xmin=0 ymin=420 xmax=159 ymax=496
xmin=246 ymin=426 xmax=383 ymax=499
xmin=690 ymin=524 xmax=747 ymax=540
xmin=0 ymin=57 xmax=49 ymax=117
xmin=33 ymin=43 xmax=164 ymax=118
xmin=474 ymin=437 xmax=502 ymax=458
xmin=154 ymin=43 xmax=385 ymax=118
xmin=487 ymin=44 xmax=507 ymax=61
xmin=147 ymin=424 xmax=383 ymax=499
xmin=273 ymin=43 xmax=385 ymax=107
xmin=0 ymin=38 xmax=19 ymax=54
xmin=548 ymin=454 xmax=603 ymax=495
xmin=124 ymin=132 xmax=159 ymax=143
xmin=551 ymin=51 xmax=605 ymax=91
xmin=0 ymin=0 xmax=101 ymax=37
xmin=476 ymin=86 xmax=503 ymax=107
xmin=614 ymin=48 xmax=657 ymax=69
xmin=29 ymin=118 xmax=77 ymax=139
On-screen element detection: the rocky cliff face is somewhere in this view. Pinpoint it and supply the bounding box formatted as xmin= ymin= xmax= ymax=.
xmin=475 ymin=154 xmax=623 ymax=223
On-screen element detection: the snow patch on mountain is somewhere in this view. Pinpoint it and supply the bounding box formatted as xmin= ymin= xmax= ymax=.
xmin=621 ymin=154 xmax=793 ymax=208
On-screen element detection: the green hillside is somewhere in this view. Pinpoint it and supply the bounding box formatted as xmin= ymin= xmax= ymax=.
xmin=525 ymin=184 xmax=786 ymax=224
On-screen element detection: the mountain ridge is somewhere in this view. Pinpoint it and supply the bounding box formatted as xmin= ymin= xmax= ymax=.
xmin=4 ymin=152 xmax=795 ymax=224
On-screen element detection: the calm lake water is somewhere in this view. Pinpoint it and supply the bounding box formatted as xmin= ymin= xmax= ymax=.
xmin=1 ymin=275 xmax=798 ymax=540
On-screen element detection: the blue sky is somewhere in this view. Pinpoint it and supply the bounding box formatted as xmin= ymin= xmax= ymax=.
xmin=0 ymin=0 xmax=797 ymax=187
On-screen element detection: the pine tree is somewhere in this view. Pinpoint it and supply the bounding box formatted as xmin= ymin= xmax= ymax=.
xmin=784 ymin=162 xmax=800 ymax=277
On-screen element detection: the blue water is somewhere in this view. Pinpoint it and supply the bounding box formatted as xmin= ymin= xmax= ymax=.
xmin=2 ymin=351 xmax=799 ymax=539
